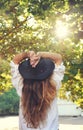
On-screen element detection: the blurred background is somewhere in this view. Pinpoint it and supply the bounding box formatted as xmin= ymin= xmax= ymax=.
xmin=0 ymin=0 xmax=83 ymax=116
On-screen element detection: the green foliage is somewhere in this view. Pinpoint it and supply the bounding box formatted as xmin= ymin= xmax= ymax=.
xmin=0 ymin=0 xmax=83 ymax=109
xmin=0 ymin=59 xmax=12 ymax=93
xmin=0 ymin=88 xmax=19 ymax=115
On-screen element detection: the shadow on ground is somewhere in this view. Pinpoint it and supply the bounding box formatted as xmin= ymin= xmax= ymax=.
xmin=59 ymin=116 xmax=83 ymax=125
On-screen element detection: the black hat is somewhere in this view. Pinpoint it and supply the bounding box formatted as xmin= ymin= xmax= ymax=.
xmin=18 ymin=58 xmax=55 ymax=80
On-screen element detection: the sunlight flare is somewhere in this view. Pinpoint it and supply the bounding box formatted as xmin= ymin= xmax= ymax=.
xmin=56 ymin=20 xmax=69 ymax=39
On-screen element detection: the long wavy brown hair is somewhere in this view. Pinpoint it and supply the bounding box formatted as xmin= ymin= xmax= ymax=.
xmin=21 ymin=76 xmax=56 ymax=128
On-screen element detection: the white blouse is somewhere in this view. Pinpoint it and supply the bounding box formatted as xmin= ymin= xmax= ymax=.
xmin=10 ymin=61 xmax=65 ymax=130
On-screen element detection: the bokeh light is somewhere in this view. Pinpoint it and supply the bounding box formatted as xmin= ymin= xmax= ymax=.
xmin=55 ymin=20 xmax=69 ymax=39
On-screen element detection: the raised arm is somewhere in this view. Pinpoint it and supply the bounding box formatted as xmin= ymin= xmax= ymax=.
xmin=13 ymin=51 xmax=40 ymax=67
xmin=13 ymin=52 xmax=29 ymax=64
xmin=37 ymin=52 xmax=62 ymax=65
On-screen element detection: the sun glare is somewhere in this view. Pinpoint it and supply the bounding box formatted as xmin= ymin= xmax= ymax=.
xmin=56 ymin=20 xmax=69 ymax=39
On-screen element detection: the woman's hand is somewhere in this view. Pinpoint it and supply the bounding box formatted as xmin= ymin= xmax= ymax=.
xmin=29 ymin=51 xmax=40 ymax=67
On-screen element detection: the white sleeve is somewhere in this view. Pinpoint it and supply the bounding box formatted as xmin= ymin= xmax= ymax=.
xmin=10 ymin=61 xmax=23 ymax=97
xmin=52 ymin=62 xmax=65 ymax=90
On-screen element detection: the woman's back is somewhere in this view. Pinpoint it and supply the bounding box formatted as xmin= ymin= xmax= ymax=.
xmin=10 ymin=51 xmax=65 ymax=130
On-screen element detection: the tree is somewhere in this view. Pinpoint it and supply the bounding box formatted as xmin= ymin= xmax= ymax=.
xmin=0 ymin=0 xmax=83 ymax=108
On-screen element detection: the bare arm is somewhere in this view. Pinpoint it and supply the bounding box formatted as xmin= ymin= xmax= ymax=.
xmin=37 ymin=52 xmax=62 ymax=65
xmin=13 ymin=51 xmax=40 ymax=67
xmin=13 ymin=52 xmax=29 ymax=64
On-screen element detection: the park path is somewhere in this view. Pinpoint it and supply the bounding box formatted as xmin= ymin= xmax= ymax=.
xmin=0 ymin=116 xmax=83 ymax=130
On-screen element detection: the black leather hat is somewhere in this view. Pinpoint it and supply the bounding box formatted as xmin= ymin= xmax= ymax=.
xmin=18 ymin=58 xmax=55 ymax=80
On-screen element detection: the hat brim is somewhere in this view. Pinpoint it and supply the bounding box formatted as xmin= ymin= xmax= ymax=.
xmin=18 ymin=58 xmax=55 ymax=80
